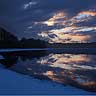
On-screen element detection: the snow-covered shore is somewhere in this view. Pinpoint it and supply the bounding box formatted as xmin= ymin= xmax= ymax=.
xmin=0 ymin=67 xmax=95 ymax=95
xmin=0 ymin=48 xmax=54 ymax=52
xmin=0 ymin=48 xmax=96 ymax=54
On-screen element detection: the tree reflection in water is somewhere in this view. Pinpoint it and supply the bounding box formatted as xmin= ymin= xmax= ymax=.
xmin=0 ymin=51 xmax=96 ymax=92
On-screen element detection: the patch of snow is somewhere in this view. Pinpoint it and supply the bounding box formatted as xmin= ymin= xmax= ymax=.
xmin=0 ymin=67 xmax=95 ymax=95
xmin=0 ymin=48 xmax=54 ymax=52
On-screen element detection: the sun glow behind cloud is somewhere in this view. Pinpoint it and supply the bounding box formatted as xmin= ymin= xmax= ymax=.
xmin=41 ymin=10 xmax=96 ymax=27
xmin=80 ymin=11 xmax=96 ymax=16
xmin=71 ymin=11 xmax=96 ymax=22
xmin=42 ymin=11 xmax=67 ymax=26
xmin=25 ymin=10 xmax=96 ymax=43
xmin=0 ymin=0 xmax=96 ymax=43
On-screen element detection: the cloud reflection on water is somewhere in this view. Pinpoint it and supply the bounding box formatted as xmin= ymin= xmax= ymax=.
xmin=0 ymin=52 xmax=96 ymax=92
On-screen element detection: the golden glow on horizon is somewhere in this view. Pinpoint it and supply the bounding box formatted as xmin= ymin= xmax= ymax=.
xmin=52 ymin=34 xmax=90 ymax=43
xmin=39 ymin=29 xmax=91 ymax=43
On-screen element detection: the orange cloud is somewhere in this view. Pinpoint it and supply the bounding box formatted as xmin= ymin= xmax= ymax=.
xmin=80 ymin=11 xmax=96 ymax=16
xmin=27 ymin=10 xmax=96 ymax=43
xmin=43 ymin=11 xmax=67 ymax=26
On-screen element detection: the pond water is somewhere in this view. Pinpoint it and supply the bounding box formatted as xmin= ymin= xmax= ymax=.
xmin=0 ymin=50 xmax=96 ymax=94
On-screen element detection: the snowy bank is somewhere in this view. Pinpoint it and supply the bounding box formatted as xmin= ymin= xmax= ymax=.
xmin=0 ymin=67 xmax=95 ymax=95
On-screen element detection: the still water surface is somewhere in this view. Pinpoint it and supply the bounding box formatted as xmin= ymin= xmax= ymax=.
xmin=0 ymin=50 xmax=96 ymax=92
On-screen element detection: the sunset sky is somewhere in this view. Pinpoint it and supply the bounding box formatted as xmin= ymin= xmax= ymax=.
xmin=0 ymin=0 xmax=96 ymax=43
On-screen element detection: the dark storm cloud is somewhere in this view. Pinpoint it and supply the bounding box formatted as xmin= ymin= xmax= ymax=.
xmin=0 ymin=0 xmax=96 ymax=21
xmin=76 ymin=17 xmax=96 ymax=27
xmin=36 ymin=0 xmax=96 ymax=16
xmin=0 ymin=0 xmax=96 ymax=43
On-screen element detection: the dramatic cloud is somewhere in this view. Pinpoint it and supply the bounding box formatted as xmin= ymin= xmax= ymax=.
xmin=25 ymin=10 xmax=96 ymax=43
xmin=0 ymin=0 xmax=96 ymax=43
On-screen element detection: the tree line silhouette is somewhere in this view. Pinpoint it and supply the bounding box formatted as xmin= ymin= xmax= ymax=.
xmin=0 ymin=28 xmax=47 ymax=48
xmin=0 ymin=27 xmax=96 ymax=48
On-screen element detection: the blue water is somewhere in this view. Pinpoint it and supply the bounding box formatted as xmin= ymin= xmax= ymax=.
xmin=0 ymin=0 xmax=96 ymax=94
xmin=0 ymin=50 xmax=96 ymax=94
